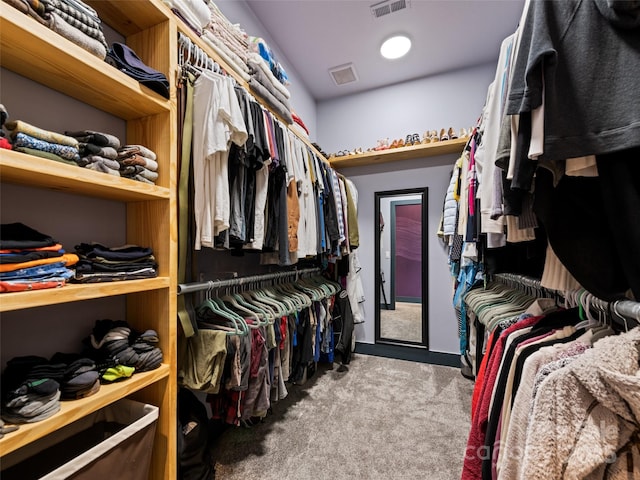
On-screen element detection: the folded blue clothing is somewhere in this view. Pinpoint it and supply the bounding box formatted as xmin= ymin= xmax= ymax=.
xmin=0 ymin=262 xmax=74 ymax=280
xmin=105 ymin=43 xmax=169 ymax=99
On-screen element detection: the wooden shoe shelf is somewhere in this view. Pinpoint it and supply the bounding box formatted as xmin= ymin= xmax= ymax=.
xmin=329 ymin=137 xmax=468 ymax=169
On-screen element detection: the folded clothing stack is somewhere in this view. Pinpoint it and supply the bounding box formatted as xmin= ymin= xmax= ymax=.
xmin=291 ymin=111 xmax=309 ymax=136
xmin=208 ymin=1 xmax=248 ymax=64
xmin=72 ymin=242 xmax=158 ymax=283
xmin=105 ymin=42 xmax=170 ymax=99
xmin=1 ymin=356 xmax=62 ymax=424
xmin=247 ymin=54 xmax=293 ymax=124
xmin=248 ymin=36 xmax=289 ymax=86
xmin=2 ymin=0 xmax=108 ymax=59
xmin=117 ymin=144 xmax=159 ymax=184
xmin=0 ymin=104 xmax=11 ymax=150
xmin=162 ymin=0 xmax=211 ymax=35
xmin=85 ymin=319 xmax=164 ymax=377
xmin=65 ymin=129 xmax=122 ymax=175
xmin=0 ymin=222 xmax=78 ymax=293
xmin=201 ymin=1 xmax=251 ymax=79
xmin=5 ymin=120 xmax=81 ymax=165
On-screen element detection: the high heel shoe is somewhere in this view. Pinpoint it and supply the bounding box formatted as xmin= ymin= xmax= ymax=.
xmin=448 ymin=127 xmax=458 ymax=140
xmin=439 ymin=128 xmax=449 ymax=141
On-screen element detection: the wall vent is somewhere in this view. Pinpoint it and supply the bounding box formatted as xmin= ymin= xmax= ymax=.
xmin=329 ymin=63 xmax=359 ymax=86
xmin=370 ymin=0 xmax=409 ymax=18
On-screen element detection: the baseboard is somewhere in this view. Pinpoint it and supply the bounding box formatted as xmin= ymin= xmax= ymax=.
xmin=354 ymin=342 xmax=460 ymax=367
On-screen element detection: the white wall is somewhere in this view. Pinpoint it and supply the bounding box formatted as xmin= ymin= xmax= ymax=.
xmin=215 ymin=0 xmax=317 ymax=140
xmin=317 ymin=63 xmax=494 ymax=154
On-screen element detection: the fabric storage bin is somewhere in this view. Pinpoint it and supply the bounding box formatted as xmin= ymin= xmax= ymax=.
xmin=2 ymin=398 xmax=158 ymax=480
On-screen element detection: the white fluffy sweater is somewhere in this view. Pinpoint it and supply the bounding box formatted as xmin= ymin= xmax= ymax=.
xmin=521 ymin=327 xmax=640 ymax=479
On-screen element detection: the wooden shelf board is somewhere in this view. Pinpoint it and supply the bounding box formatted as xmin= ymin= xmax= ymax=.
xmin=0 ymin=364 xmax=170 ymax=456
xmin=0 ymin=150 xmax=170 ymax=201
xmin=85 ymin=0 xmax=172 ymax=37
xmin=0 ymin=278 xmax=170 ymax=312
xmin=329 ymin=137 xmax=468 ymax=169
xmin=0 ymin=4 xmax=170 ymax=120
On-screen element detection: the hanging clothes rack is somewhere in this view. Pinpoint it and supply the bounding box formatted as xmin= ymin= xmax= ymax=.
xmin=493 ymin=273 xmax=640 ymax=323
xmin=177 ymin=267 xmax=322 ymax=295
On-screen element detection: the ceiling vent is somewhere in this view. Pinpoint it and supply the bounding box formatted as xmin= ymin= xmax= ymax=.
xmin=329 ymin=63 xmax=359 ymax=86
xmin=370 ymin=0 xmax=410 ymax=18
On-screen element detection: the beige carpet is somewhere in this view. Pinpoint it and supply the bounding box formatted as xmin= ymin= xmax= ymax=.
xmin=380 ymin=302 xmax=423 ymax=342
xmin=213 ymin=354 xmax=473 ymax=480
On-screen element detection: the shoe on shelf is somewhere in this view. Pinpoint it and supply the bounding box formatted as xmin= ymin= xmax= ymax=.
xmin=439 ymin=128 xmax=449 ymax=141
xmin=397 ymin=138 xmax=405 ymax=148
xmin=412 ymin=133 xmax=420 ymax=145
xmin=405 ymin=134 xmax=414 ymax=146
xmin=430 ymin=130 xmax=440 ymax=142
xmin=459 ymin=128 xmax=468 ymax=138
xmin=448 ymin=127 xmax=458 ymax=140
xmin=422 ymin=131 xmax=431 ymax=144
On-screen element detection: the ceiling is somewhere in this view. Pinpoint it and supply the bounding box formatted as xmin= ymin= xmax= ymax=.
xmin=245 ymin=0 xmax=525 ymax=101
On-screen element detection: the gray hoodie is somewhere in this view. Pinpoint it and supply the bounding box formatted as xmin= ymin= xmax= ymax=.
xmin=506 ymin=0 xmax=640 ymax=162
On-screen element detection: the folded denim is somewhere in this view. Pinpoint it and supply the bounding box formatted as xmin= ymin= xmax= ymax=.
xmin=106 ymin=43 xmax=170 ymax=98
xmin=0 ymin=263 xmax=74 ymax=280
xmin=13 ymin=132 xmax=80 ymax=161
xmin=65 ymin=130 xmax=121 ymax=149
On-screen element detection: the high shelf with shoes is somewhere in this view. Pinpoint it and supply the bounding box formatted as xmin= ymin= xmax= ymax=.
xmin=328 ymin=137 xmax=468 ymax=169
xmin=0 ymin=0 xmax=177 ymax=477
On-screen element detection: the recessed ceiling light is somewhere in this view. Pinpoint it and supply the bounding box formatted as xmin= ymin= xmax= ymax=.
xmin=380 ymin=35 xmax=411 ymax=59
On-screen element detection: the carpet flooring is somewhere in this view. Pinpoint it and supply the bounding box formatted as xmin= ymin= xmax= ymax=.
xmin=212 ymin=354 xmax=474 ymax=480
xmin=380 ymin=302 xmax=423 ymax=342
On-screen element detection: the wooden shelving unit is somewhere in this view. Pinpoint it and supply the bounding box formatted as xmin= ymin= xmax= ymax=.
xmin=329 ymin=137 xmax=468 ymax=169
xmin=0 ymin=365 xmax=170 ymax=456
xmin=0 ymin=1 xmax=177 ymax=478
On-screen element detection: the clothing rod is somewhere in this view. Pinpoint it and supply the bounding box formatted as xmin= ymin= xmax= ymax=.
xmin=177 ymin=267 xmax=321 ymax=295
xmin=493 ymin=273 xmax=640 ymax=322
